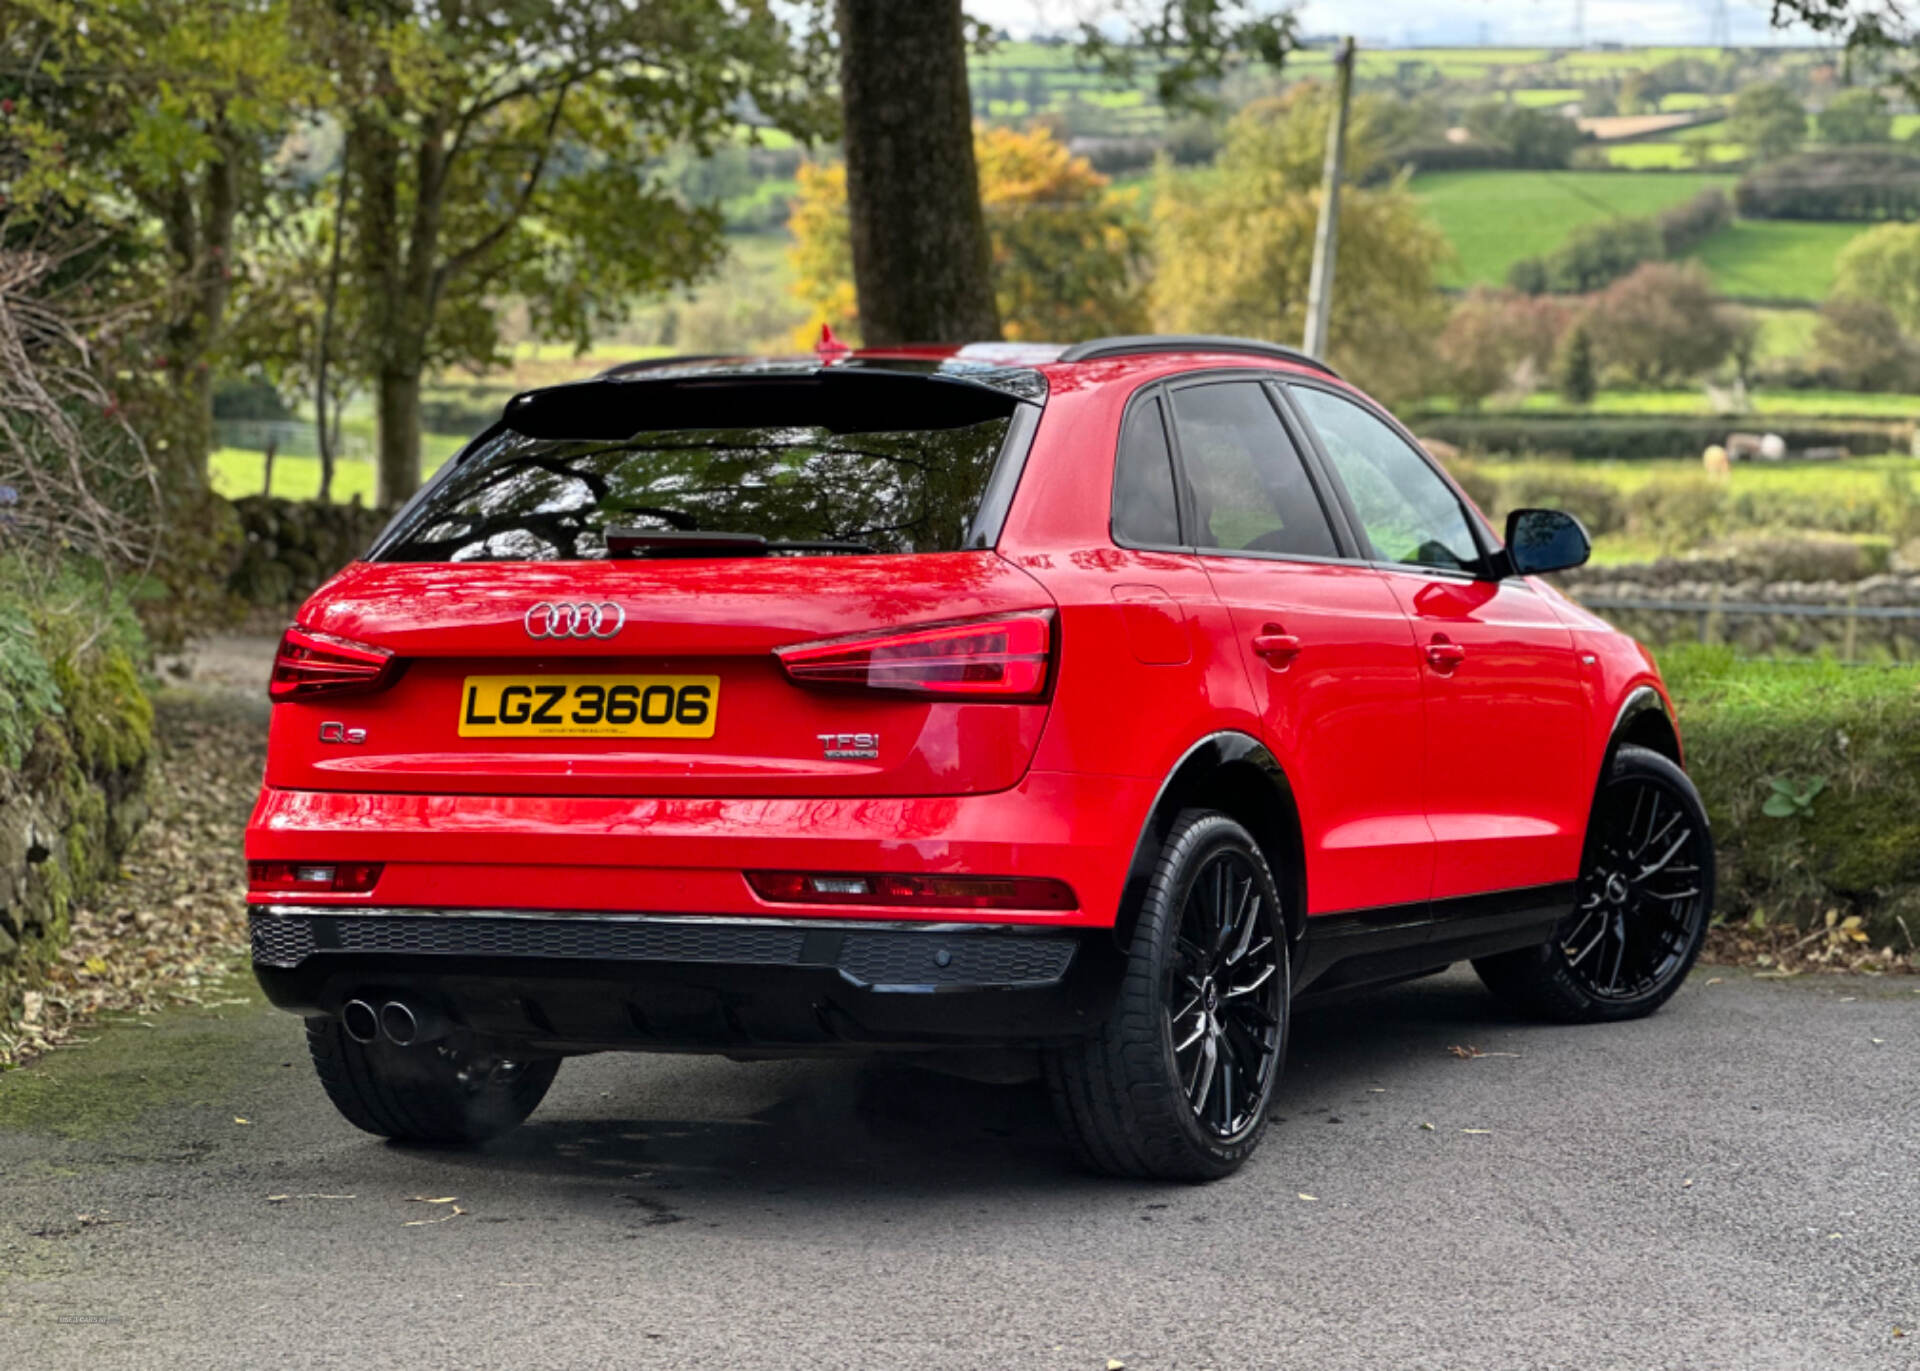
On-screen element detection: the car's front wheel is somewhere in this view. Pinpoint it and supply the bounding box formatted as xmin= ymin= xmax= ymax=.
xmin=305 ymin=1017 xmax=560 ymax=1144
xmin=1045 ymin=810 xmax=1289 ymax=1181
xmin=1475 ymin=743 xmax=1714 ymax=1023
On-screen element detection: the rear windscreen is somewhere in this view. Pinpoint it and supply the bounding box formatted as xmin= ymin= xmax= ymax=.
xmin=374 ymin=379 xmax=1029 ymax=563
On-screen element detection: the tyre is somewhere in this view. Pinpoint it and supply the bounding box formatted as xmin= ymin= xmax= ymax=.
xmin=1475 ymin=744 xmax=1714 ymax=1024
xmin=1045 ymin=810 xmax=1289 ymax=1181
xmin=304 ymin=1017 xmax=560 ymax=1144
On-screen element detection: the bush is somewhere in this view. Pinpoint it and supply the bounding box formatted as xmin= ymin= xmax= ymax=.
xmin=1810 ymin=298 xmax=1920 ymax=392
xmin=1627 ymin=474 xmax=1728 ymax=548
xmin=1462 ymin=102 xmax=1584 ymax=169
xmin=1508 ymin=216 xmax=1662 ymax=294
xmin=1667 ymin=650 xmax=1920 ymax=942
xmin=212 ymin=376 xmax=294 ymax=422
xmin=1499 ymin=470 xmax=1628 ymax=536
xmin=1735 ymin=149 xmax=1920 ymax=221
xmin=1585 ymin=262 xmax=1739 ymax=386
xmin=1817 ymin=88 xmax=1893 ymax=146
xmin=1655 ymin=188 xmax=1733 ymax=258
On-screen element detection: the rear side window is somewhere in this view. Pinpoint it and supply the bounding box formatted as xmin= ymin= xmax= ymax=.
xmin=1290 ymin=386 xmax=1485 ymax=575
xmin=1168 ymin=382 xmax=1338 ymax=559
xmin=376 ymin=377 xmax=1026 ymax=562
xmin=1111 ymin=396 xmax=1182 ymax=547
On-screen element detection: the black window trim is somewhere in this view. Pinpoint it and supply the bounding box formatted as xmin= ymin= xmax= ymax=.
xmin=1276 ymin=376 xmax=1504 ymax=583
xmin=1107 ymin=381 xmax=1189 ymax=555
xmin=1153 ymin=368 xmax=1363 ymax=567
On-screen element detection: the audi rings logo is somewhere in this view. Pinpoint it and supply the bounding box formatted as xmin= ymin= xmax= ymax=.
xmin=524 ymin=601 xmax=626 ymax=639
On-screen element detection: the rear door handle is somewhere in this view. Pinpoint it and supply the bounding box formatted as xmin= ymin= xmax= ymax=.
xmin=1426 ymin=637 xmax=1466 ymax=670
xmin=1251 ymin=627 xmax=1303 ymax=662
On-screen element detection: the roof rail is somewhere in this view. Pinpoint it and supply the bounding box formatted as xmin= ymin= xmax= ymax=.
xmin=1056 ymin=334 xmax=1339 ymax=378
xmin=595 ymin=354 xmax=747 ymax=379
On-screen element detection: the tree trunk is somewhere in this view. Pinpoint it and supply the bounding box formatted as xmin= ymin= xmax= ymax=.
xmin=374 ymin=368 xmax=421 ymax=509
xmin=834 ymin=0 xmax=999 ymax=345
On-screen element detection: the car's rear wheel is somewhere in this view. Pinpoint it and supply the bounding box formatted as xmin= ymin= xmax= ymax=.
xmin=1045 ymin=810 xmax=1288 ymax=1181
xmin=1475 ymin=744 xmax=1713 ymax=1023
xmin=305 ymin=1017 xmax=559 ymax=1144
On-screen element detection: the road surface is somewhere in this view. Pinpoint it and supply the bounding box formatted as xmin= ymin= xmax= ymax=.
xmin=2 ymin=962 xmax=1913 ymax=1370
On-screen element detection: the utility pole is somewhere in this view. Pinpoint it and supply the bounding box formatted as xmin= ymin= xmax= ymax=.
xmin=1302 ymin=36 xmax=1355 ymax=361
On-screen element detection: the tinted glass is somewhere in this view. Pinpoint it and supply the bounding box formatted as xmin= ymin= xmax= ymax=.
xmin=1292 ymin=387 xmax=1484 ymax=574
xmin=377 ymin=418 xmax=1012 ymax=562
xmin=1169 ymin=382 xmax=1338 ymax=558
xmin=1111 ymin=396 xmax=1182 ymax=546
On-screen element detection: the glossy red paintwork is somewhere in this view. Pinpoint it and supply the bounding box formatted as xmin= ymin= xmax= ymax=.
xmin=246 ymin=345 xmax=1682 ymax=928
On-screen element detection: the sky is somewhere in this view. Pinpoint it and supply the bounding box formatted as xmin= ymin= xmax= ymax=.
xmin=966 ymin=1 xmax=1824 ymax=50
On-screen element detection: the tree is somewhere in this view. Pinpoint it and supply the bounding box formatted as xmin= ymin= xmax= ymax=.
xmin=787 ymin=124 xmax=1148 ymax=346
xmin=1584 ymin=262 xmax=1739 ymax=386
xmin=1148 ymin=102 xmax=1450 ymax=406
xmin=1462 ymin=101 xmax=1583 ymax=168
xmin=1728 ymin=82 xmax=1807 ymax=161
xmin=1436 ymin=288 xmax=1571 ymax=408
xmin=1813 ymin=297 xmax=1920 ymax=389
xmin=832 ymin=0 xmax=998 ymax=348
xmin=3 ymin=0 xmax=320 ymax=498
xmin=1829 ymin=221 xmax=1920 ymax=334
xmin=1555 ymin=319 xmax=1598 ymax=405
xmin=1765 ymin=3 xmax=1920 ymax=103
xmin=1819 ymin=86 xmax=1894 ymax=143
xmin=313 ymin=0 xmax=833 ymax=504
xmin=824 ymin=0 xmax=1297 ymax=348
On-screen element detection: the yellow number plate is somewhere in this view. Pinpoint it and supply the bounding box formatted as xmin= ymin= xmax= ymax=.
xmin=458 ymin=675 xmax=719 ymax=739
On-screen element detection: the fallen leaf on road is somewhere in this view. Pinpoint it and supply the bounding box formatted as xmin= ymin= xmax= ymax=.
xmin=1367 ymin=1087 xmax=1385 ymax=1093
xmin=402 ymin=1206 xmax=466 ymax=1227
xmin=1462 ymin=1129 xmax=1492 ymax=1135
xmin=1705 ymin=977 xmax=1723 ymax=986
xmin=1870 ymin=1038 xmax=1885 ymax=1045
xmin=409 ymin=1196 xmax=459 ymax=1205
xmin=1419 ymin=1122 xmax=1435 ymax=1131
xmin=233 ymin=1117 xmax=249 ymax=1125
xmin=1447 ymin=1044 xmax=1485 ymax=1059
xmin=1107 ymin=1361 xmax=1125 ymax=1370
xmin=1682 ymin=1178 xmax=1694 ymax=1189
xmin=1296 ymin=1193 xmax=1317 ymax=1201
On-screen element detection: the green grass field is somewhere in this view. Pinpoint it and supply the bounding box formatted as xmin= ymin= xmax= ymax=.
xmin=1603 ymin=141 xmax=1744 ymax=169
xmin=211 ymin=441 xmax=464 ymax=503
xmin=1693 ymin=219 xmax=1866 ymax=301
xmin=1411 ymin=170 xmax=1737 ymax=287
xmin=1466 ymin=452 xmax=1912 ymax=499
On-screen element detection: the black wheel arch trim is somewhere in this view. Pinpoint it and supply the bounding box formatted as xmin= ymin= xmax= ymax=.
xmin=1113 ymin=731 xmax=1307 ymax=954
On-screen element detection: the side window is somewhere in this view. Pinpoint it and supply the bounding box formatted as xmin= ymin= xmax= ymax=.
xmin=1111 ymin=395 xmax=1182 ymax=547
xmin=1167 ymin=382 xmax=1338 ymax=559
xmin=1291 ymin=386 xmax=1485 ymax=574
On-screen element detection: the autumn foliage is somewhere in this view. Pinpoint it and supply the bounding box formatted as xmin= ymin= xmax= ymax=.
xmin=788 ymin=124 xmax=1147 ymax=346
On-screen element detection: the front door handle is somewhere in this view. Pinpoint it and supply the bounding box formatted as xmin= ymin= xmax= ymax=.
xmin=1426 ymin=636 xmax=1466 ymax=671
xmin=1251 ymin=627 xmax=1303 ymax=663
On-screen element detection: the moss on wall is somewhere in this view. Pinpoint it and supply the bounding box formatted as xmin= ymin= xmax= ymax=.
xmin=1665 ymin=646 xmax=1920 ymax=943
xmin=0 ymin=564 xmax=153 ymax=1019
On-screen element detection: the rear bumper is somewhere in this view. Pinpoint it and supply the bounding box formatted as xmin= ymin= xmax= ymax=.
xmin=251 ymin=907 xmax=1125 ymax=1050
xmin=245 ymin=769 xmax=1153 ymax=929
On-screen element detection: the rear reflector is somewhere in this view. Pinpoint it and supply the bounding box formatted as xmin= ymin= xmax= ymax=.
xmin=269 ymin=626 xmax=397 ymax=702
xmin=247 ymin=861 xmax=384 ymax=895
xmin=775 ymin=611 xmax=1053 ymax=700
xmin=747 ymin=870 xmax=1076 ymax=911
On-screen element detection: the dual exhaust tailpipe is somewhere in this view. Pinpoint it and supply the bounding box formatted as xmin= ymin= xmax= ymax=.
xmin=341 ymin=998 xmax=448 ymax=1048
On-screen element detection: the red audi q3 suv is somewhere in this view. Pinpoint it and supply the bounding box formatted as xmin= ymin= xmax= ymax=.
xmin=248 ymin=335 xmax=1713 ymax=1180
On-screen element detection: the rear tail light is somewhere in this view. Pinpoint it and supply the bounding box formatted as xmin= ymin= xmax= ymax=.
xmin=247 ymin=861 xmax=384 ymax=895
xmin=269 ymin=626 xmax=397 ymax=702
xmin=775 ymin=611 xmax=1054 ymax=700
xmin=746 ymin=870 xmax=1076 ymax=911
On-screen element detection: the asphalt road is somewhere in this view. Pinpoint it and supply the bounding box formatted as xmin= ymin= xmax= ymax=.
xmin=1 ymin=965 xmax=1913 ymax=1371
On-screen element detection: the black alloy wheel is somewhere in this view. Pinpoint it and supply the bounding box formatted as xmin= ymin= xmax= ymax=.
xmin=1474 ymin=744 xmax=1714 ymax=1024
xmin=1564 ymin=770 xmax=1711 ymax=1001
xmin=1167 ymin=848 xmax=1283 ymax=1138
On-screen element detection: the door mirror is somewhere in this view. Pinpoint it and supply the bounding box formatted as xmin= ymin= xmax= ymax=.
xmin=1504 ymin=507 xmax=1591 ymax=576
